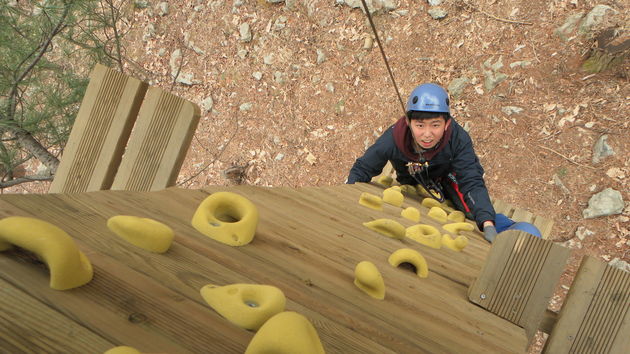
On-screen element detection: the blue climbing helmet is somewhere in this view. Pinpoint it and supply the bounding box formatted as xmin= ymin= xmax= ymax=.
xmin=507 ymin=222 xmax=542 ymax=238
xmin=406 ymin=83 xmax=450 ymax=118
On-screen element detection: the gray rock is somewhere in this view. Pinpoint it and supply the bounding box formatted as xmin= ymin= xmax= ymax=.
xmin=252 ymin=72 xmax=263 ymax=80
xmin=273 ymin=71 xmax=286 ymax=84
xmin=555 ymin=12 xmax=584 ymax=41
xmin=509 ymin=60 xmax=532 ymax=69
xmin=484 ymin=57 xmax=504 ymax=71
xmin=275 ymin=153 xmax=285 ymax=161
xmin=201 ymin=97 xmax=214 ymax=113
xmin=428 ymin=8 xmax=448 ymax=19
xmin=274 ymin=16 xmax=287 ymax=30
xmin=592 ymin=134 xmax=615 ymax=164
xmin=237 ymin=49 xmax=248 ymax=59
xmin=336 ymin=0 xmax=397 ymax=14
xmin=239 ymin=102 xmax=253 ymax=111
xmin=134 ymin=0 xmax=149 ymax=9
xmin=266 ymin=0 xmax=284 ymax=3
xmin=263 ymin=54 xmax=274 ymax=65
xmin=579 ymin=5 xmax=617 ymax=35
xmin=239 ymin=23 xmax=252 ymax=42
xmin=363 ymin=36 xmax=374 ymax=50
xmin=562 ymin=239 xmax=582 ymax=249
xmin=575 ymin=226 xmax=595 ymax=241
xmin=448 ymin=77 xmax=469 ymax=99
xmin=609 ymin=258 xmax=630 ymax=273
xmin=233 ymin=0 xmax=244 ymax=6
xmin=463 ymin=121 xmax=471 ymax=132
xmin=316 ymin=49 xmax=326 ymax=64
xmin=157 ymin=48 xmax=166 ymax=57
xmin=285 ymin=0 xmax=297 ymax=9
xmin=143 ymin=24 xmax=156 ymax=41
xmin=326 ymin=82 xmax=335 ymax=93
xmin=484 ymin=71 xmax=507 ymax=91
xmin=501 ymin=106 xmax=524 ymax=115
xmin=583 ymin=188 xmax=625 ymax=219
xmin=176 ymin=73 xmax=195 ymax=86
xmin=169 ymin=49 xmax=182 ymax=76
xmin=427 ymin=0 xmax=442 ymax=5
xmin=157 ymin=2 xmax=169 ymax=16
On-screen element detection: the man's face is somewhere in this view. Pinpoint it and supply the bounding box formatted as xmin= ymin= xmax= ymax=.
xmin=407 ymin=116 xmax=448 ymax=149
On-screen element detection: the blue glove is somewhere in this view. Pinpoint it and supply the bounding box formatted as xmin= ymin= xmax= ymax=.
xmin=483 ymin=225 xmax=498 ymax=243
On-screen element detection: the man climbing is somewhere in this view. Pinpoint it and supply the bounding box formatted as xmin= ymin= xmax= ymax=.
xmin=346 ymin=83 xmax=540 ymax=242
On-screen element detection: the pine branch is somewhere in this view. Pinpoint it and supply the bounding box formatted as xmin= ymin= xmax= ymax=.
xmin=0 ymin=174 xmax=53 ymax=189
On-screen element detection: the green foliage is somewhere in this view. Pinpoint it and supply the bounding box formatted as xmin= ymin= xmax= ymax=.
xmin=0 ymin=0 xmax=130 ymax=186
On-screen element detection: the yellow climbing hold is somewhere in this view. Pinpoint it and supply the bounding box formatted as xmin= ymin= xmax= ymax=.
xmin=200 ymin=283 xmax=286 ymax=331
xmin=363 ymin=219 xmax=405 ymax=239
xmin=443 ymin=222 xmax=475 ymax=235
xmin=376 ymin=174 xmax=393 ymax=187
xmin=382 ymin=187 xmax=404 ymax=207
xmin=399 ymin=184 xmax=417 ymax=195
xmin=192 ymin=191 xmax=259 ymax=246
xmin=107 ymin=216 xmax=174 ymax=253
xmin=388 ymin=248 xmax=429 ymax=278
xmin=447 ymin=210 xmax=466 ymax=223
xmin=427 ymin=207 xmax=448 ymax=223
xmin=406 ymin=224 xmax=442 ymax=249
xmin=359 ymin=192 xmax=383 ymax=211
xmin=0 ymin=216 xmax=93 ymax=290
xmin=104 ymin=346 xmax=141 ymax=354
xmin=354 ymin=261 xmax=385 ymax=300
xmin=401 ymin=207 xmax=421 ymax=222
xmin=245 ymin=311 xmax=325 ymax=354
xmin=442 ymin=234 xmax=469 ymax=252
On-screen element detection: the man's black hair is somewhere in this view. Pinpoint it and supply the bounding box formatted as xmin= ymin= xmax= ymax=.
xmin=407 ymin=111 xmax=448 ymax=121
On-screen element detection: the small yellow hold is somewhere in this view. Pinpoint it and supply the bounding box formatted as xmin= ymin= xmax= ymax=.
xmin=354 ymin=261 xmax=385 ymax=300
xmin=447 ymin=210 xmax=466 ymax=223
xmin=0 ymin=216 xmax=93 ymax=290
xmin=399 ymin=184 xmax=418 ymax=195
xmin=359 ymin=192 xmax=383 ymax=211
xmin=200 ymin=283 xmax=286 ymax=331
xmin=401 ymin=207 xmax=421 ymax=222
xmin=104 ymin=346 xmax=141 ymax=354
xmin=417 ymin=185 xmax=442 ymax=199
xmin=427 ymin=207 xmax=448 ymax=223
xmin=382 ymin=187 xmax=404 ymax=207
xmin=107 ymin=216 xmax=174 ymax=253
xmin=376 ymin=174 xmax=393 ymax=187
xmin=406 ymin=224 xmax=442 ymax=249
xmin=192 ymin=191 xmax=259 ymax=246
xmin=442 ymin=234 xmax=469 ymax=252
xmin=363 ymin=219 xmax=405 ymax=239
xmin=245 ymin=311 xmax=325 ymax=354
xmin=388 ymin=248 xmax=429 ymax=278
xmin=443 ymin=222 xmax=475 ymax=235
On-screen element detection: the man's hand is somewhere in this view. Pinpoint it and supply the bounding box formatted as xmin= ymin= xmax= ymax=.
xmin=483 ymin=224 xmax=498 ymax=243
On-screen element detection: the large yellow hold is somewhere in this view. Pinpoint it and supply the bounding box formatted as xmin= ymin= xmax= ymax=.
xmin=401 ymin=207 xmax=420 ymax=222
xmin=363 ymin=219 xmax=405 ymax=239
xmin=200 ymin=283 xmax=286 ymax=331
xmin=442 ymin=234 xmax=469 ymax=252
xmin=245 ymin=311 xmax=325 ymax=354
xmin=443 ymin=222 xmax=475 ymax=235
xmin=107 ymin=216 xmax=174 ymax=253
xmin=354 ymin=261 xmax=385 ymax=300
xmin=192 ymin=191 xmax=259 ymax=246
xmin=0 ymin=216 xmax=93 ymax=290
xmin=427 ymin=207 xmax=448 ymax=223
xmin=406 ymin=224 xmax=442 ymax=249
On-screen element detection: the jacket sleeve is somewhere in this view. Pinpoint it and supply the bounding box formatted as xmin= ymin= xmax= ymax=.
xmin=450 ymin=130 xmax=496 ymax=229
xmin=347 ymin=128 xmax=394 ymax=184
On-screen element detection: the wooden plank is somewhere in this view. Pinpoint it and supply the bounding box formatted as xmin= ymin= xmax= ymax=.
xmin=544 ymin=256 xmax=630 ymax=354
xmin=0 ymin=277 xmax=113 ymax=353
xmin=0 ymin=185 xmax=528 ymax=353
xmin=468 ymin=230 xmax=570 ymax=341
xmin=49 ymin=64 xmax=148 ymax=193
xmin=110 ymin=86 xmax=201 ymax=191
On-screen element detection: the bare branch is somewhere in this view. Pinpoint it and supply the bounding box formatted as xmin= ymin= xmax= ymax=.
xmin=0 ymin=174 xmax=53 ymax=189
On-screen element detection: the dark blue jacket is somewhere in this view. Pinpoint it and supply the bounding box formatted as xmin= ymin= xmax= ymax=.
xmin=347 ymin=118 xmax=495 ymax=229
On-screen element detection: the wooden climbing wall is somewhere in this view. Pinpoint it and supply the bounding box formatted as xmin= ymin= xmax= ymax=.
xmin=0 ymin=183 xmax=528 ymax=353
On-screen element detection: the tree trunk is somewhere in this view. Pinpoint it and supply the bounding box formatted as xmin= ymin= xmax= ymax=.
xmin=13 ymin=129 xmax=59 ymax=175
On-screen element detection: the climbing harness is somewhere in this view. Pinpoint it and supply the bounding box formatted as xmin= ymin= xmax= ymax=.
xmin=406 ymin=160 xmax=445 ymax=202
xmin=359 ymin=0 xmax=406 ymax=116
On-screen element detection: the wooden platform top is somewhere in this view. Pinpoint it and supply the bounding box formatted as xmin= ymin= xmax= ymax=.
xmin=0 ymin=183 xmax=528 ymax=353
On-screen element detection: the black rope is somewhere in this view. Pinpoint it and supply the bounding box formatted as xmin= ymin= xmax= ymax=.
xmin=359 ymin=0 xmax=406 ymax=116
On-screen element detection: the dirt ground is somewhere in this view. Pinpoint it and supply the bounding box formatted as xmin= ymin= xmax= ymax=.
xmin=8 ymin=0 xmax=629 ymax=351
